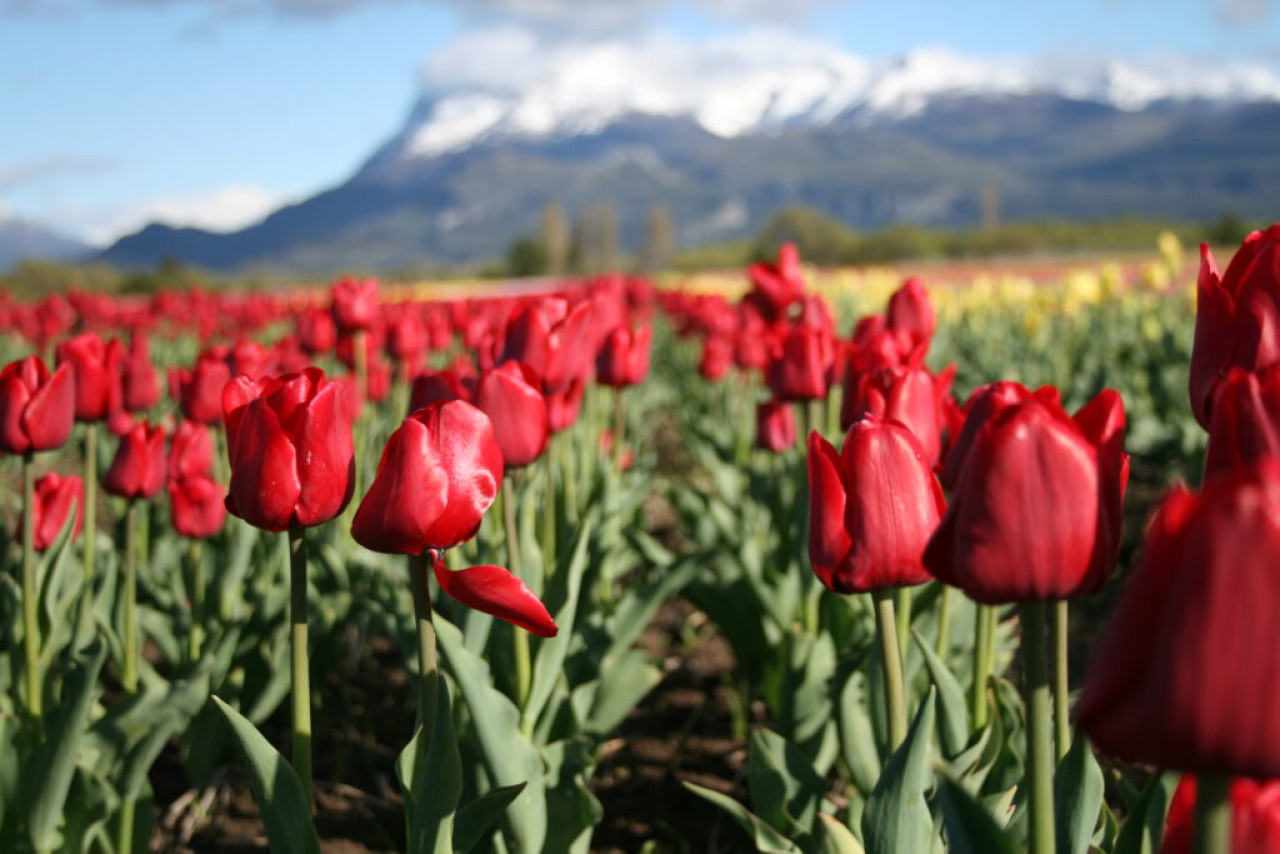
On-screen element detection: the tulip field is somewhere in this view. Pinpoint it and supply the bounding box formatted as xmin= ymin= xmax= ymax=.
xmin=0 ymin=226 xmax=1275 ymax=854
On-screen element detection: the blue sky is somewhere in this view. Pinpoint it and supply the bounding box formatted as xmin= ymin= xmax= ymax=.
xmin=1 ymin=0 xmax=1277 ymax=245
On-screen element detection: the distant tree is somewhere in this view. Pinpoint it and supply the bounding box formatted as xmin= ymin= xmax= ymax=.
xmin=574 ymin=202 xmax=620 ymax=274
xmin=505 ymin=237 xmax=549 ymax=278
xmin=639 ymin=205 xmax=676 ymax=272
xmin=1205 ymin=211 xmax=1252 ymax=247
xmin=541 ymin=201 xmax=571 ymax=275
xmin=753 ymin=206 xmax=861 ymax=265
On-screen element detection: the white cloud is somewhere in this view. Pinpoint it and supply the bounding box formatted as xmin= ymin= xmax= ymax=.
xmin=79 ymin=183 xmax=283 ymax=245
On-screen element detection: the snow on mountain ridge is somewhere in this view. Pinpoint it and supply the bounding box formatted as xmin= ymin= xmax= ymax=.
xmin=403 ymin=32 xmax=1280 ymax=159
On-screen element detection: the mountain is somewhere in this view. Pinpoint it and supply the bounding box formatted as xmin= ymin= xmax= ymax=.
xmin=0 ymin=215 xmax=91 ymax=270
xmin=100 ymin=49 xmax=1280 ymax=272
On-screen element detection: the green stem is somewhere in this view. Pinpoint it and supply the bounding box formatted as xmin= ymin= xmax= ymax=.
xmin=873 ymin=590 xmax=908 ymax=751
xmin=21 ymin=452 xmax=41 ymax=723
xmin=502 ymin=479 xmax=532 ymax=710
xmin=122 ymin=498 xmax=140 ymax=694
xmin=541 ymin=450 xmax=557 ymax=577
xmin=895 ymin=586 xmax=913 ymax=668
xmin=288 ymin=525 xmax=313 ymax=810
xmin=1021 ymin=601 xmax=1056 ymax=854
xmin=116 ymin=799 xmax=135 ymax=854
xmin=409 ymin=552 xmax=439 ymax=730
xmin=1194 ymin=774 xmax=1232 ymax=854
xmin=971 ymin=603 xmax=994 ymax=730
xmin=612 ymin=387 xmax=626 ymax=469
xmin=79 ymin=421 xmax=98 ymax=640
xmin=934 ymin=585 xmax=952 ymax=660
xmin=1053 ymin=599 xmax=1071 ymax=761
xmin=187 ymin=538 xmax=205 ymax=663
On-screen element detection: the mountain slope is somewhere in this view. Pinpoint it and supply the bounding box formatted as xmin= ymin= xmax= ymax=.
xmin=0 ymin=216 xmax=91 ymax=269
xmin=100 ymin=93 xmax=1280 ymax=272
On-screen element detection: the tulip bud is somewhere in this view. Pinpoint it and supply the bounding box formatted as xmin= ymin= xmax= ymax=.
xmin=170 ymin=419 xmax=214 ymax=482
xmin=473 ymin=361 xmax=549 ymax=468
xmin=765 ymin=322 xmax=832 ymax=402
xmin=331 ymin=276 xmax=380 ymax=333
xmin=1204 ymin=366 xmax=1280 ymax=481
xmin=352 ymin=400 xmax=504 ymax=554
xmin=1079 ymin=460 xmax=1280 ymax=778
xmin=1190 ymin=226 xmax=1280 ymax=427
xmin=596 ymin=325 xmax=652 ymax=388
xmin=168 ymin=474 xmax=227 ymax=539
xmin=174 ymin=352 xmax=232 ymax=425
xmin=21 ymin=472 xmax=84 ymax=551
xmin=546 ymin=377 xmax=585 ymax=433
xmin=940 ymin=382 xmax=1060 ymax=490
xmin=924 ymin=389 xmax=1128 ymax=603
xmin=841 ymin=365 xmax=944 ymax=466
xmin=885 ymin=277 xmax=935 ymax=349
xmin=56 ymin=333 xmax=115 ymax=421
xmin=745 ymin=242 xmax=806 ymax=321
xmin=756 ymin=399 xmax=797 ymax=453
xmin=0 ymin=355 xmax=75 ymax=455
xmin=103 ymin=421 xmax=167 ymax=499
xmin=807 ymin=417 xmax=945 ymax=594
xmin=223 ymin=367 xmax=355 ymax=532
xmin=297 ymin=305 xmax=337 ymax=355
xmin=121 ymin=333 xmax=160 ymax=411
xmin=699 ymin=335 xmax=734 ymax=382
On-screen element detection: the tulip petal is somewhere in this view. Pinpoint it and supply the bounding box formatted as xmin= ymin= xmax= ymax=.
xmin=807 ymin=430 xmax=852 ymax=592
xmin=226 ymin=400 xmax=302 ymax=532
xmin=474 ymin=362 xmax=548 ymax=468
xmin=418 ymin=401 xmax=504 ymax=548
xmin=291 ymin=380 xmax=354 ymax=526
xmin=1190 ymin=242 xmax=1238 ymax=427
xmin=351 ymin=417 xmax=450 ymax=554
xmin=433 ymin=559 xmax=557 ymax=637
xmin=22 ymin=362 xmax=74 ymax=452
xmin=0 ymin=369 xmax=33 ymax=454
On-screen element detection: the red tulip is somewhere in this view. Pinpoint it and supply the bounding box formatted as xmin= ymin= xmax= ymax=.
xmin=885 ymin=277 xmax=935 ymax=349
xmin=840 ymin=365 xmax=944 ymax=466
xmin=170 ymin=419 xmax=213 ymax=481
xmin=765 ymin=321 xmax=833 ymax=402
xmin=596 ymin=325 xmax=652 ymax=388
xmin=501 ymin=298 xmax=593 ymax=391
xmin=1204 ymin=366 xmax=1280 ymax=481
xmin=756 ymin=399 xmax=797 ymax=453
xmin=1158 ymin=777 xmax=1280 ymax=854
xmin=1190 ymin=226 xmax=1280 ymax=427
xmin=174 ymin=353 xmax=232 ymax=425
xmin=0 ymin=355 xmax=75 ymax=454
xmin=940 ymin=382 xmax=1060 ymax=490
xmin=807 ymin=416 xmax=945 ymax=593
xmin=1078 ymin=460 xmax=1280 ymax=778
xmin=546 ymin=377 xmax=585 ymax=433
xmin=121 ymin=333 xmax=159 ymax=411
xmin=103 ymin=421 xmax=167 ymax=499
xmin=297 ymin=305 xmax=337 ymax=355
xmin=331 ymin=276 xmax=380 ymax=332
xmin=352 ymin=400 xmax=503 ymax=553
xmin=168 ymin=474 xmax=227 ymax=539
xmin=473 ymin=361 xmax=548 ymax=468
xmin=431 ymin=556 xmax=557 ymax=638
xmin=924 ymin=389 xmax=1128 ymax=603
xmin=699 ymin=334 xmax=733 ymax=382
xmin=746 ymin=242 xmax=805 ymax=320
xmin=22 ymin=472 xmax=84 ymax=551
xmin=56 ymin=333 xmax=116 ymax=421
xmin=409 ymin=368 xmax=472 ymax=413
xmin=223 ymin=367 xmax=354 ymax=532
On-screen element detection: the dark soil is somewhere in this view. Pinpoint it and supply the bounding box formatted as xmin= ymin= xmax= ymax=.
xmin=149 ymin=599 xmax=750 ymax=853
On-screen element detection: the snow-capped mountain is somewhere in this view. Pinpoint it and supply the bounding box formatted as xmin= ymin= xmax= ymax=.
xmin=386 ymin=42 xmax=1280 ymax=159
xmin=102 ymin=45 xmax=1280 ymax=273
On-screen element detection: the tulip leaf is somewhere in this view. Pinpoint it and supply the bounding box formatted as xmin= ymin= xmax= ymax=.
xmin=573 ymin=650 xmax=662 ymax=737
xmin=435 ymin=617 xmax=546 ymax=854
xmin=912 ymin=627 xmax=970 ymax=759
xmin=540 ymin=737 xmax=602 ymax=854
xmin=396 ymin=674 xmax=462 ymax=854
xmin=817 ymin=813 xmax=867 ymax=854
xmin=523 ymin=520 xmax=592 ymax=734
xmin=1055 ymin=733 xmax=1104 ymax=854
xmin=453 ymin=784 xmax=527 ymax=854
xmin=935 ymin=775 xmax=1022 ymax=854
xmin=1112 ymin=773 xmax=1177 ymax=854
xmin=861 ymin=689 xmax=938 ymax=854
xmin=23 ymin=639 xmax=106 ymax=853
xmin=747 ymin=727 xmax=826 ymax=837
xmin=683 ymin=782 xmax=803 ymax=853
xmin=209 ymin=695 xmax=321 ymax=854
xmin=837 ymin=670 xmax=882 ymax=798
